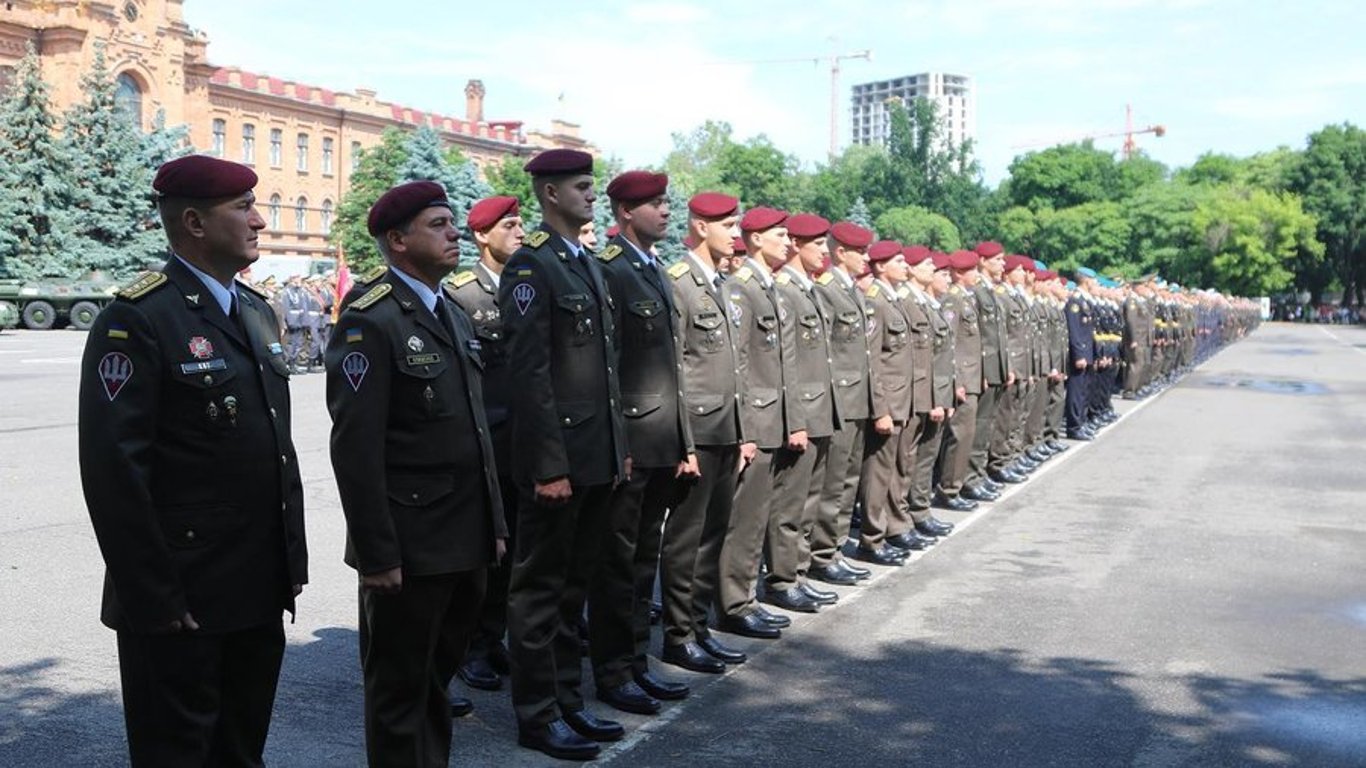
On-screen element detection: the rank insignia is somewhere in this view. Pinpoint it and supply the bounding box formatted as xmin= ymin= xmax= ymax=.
xmin=188 ymin=336 xmax=213 ymax=359
xmin=524 ymin=231 xmax=550 ymax=248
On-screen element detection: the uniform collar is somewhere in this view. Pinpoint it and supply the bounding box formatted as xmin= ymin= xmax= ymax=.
xmin=744 ymin=257 xmax=774 ymax=288
xmin=174 ymin=254 xmax=237 ymax=316
xmin=477 ymin=260 xmax=501 ymax=289
xmin=390 ymin=265 xmax=440 ymax=314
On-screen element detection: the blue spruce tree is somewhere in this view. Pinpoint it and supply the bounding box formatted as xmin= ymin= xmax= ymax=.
xmin=848 ymin=196 xmax=873 ymax=230
xmin=397 ymin=125 xmax=491 ymax=268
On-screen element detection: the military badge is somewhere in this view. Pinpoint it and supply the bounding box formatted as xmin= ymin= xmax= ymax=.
xmin=342 ymin=351 xmax=370 ymax=392
xmin=407 ymin=335 xmax=424 ymax=352
xmin=188 ymin=336 xmax=213 ymax=359
xmin=513 ymin=283 xmax=536 ymax=315
xmin=98 ymin=352 xmax=133 ymax=402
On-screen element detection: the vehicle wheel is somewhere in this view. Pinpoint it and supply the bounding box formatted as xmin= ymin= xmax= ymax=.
xmin=69 ymin=300 xmax=100 ymax=331
xmin=22 ymin=300 xmax=56 ymax=330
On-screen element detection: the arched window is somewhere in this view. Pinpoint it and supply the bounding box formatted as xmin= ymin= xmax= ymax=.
xmin=211 ymin=119 xmax=226 ymax=157
xmin=114 ymin=73 xmax=142 ymax=127
xmin=295 ymin=196 xmax=308 ymax=233
xmin=320 ymin=199 xmax=333 ymax=235
xmin=268 ymin=194 xmax=282 ymax=230
xmin=241 ymin=123 xmax=255 ymax=165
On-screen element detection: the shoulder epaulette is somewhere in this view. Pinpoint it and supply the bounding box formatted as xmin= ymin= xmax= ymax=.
xmin=866 ymin=284 xmax=880 ymax=298
xmin=359 ymin=265 xmax=387 ymax=284
xmin=449 ymin=271 xmax=477 ymax=288
xmin=896 ymin=286 xmax=910 ymax=299
xmin=598 ymin=244 xmax=623 ymax=262
xmin=775 ymin=271 xmax=792 ymax=285
xmin=733 ymin=266 xmax=754 ymax=283
xmin=117 ymin=271 xmax=168 ymax=301
xmin=524 ymin=231 xmax=550 ymax=249
xmin=350 ymin=283 xmax=392 ymax=311
xmin=667 ymin=261 xmax=690 ymax=280
xmin=995 ymin=285 xmax=1006 ymax=294
xmin=815 ymin=272 xmax=834 ymax=286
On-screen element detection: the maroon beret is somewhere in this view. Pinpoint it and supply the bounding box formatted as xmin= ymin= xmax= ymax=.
xmin=153 ymin=155 xmax=257 ymax=199
xmin=1004 ymin=254 xmax=1032 ymax=273
xmin=731 ymin=236 xmax=747 ymax=254
xmin=868 ymin=240 xmax=902 ymax=263
xmin=949 ymin=250 xmax=980 ymax=270
xmin=367 ymin=180 xmax=451 ymax=237
xmin=903 ymin=245 xmax=932 ymax=266
xmin=689 ymin=192 xmax=739 ymax=218
xmin=465 ymin=195 xmax=519 ymax=232
xmin=786 ymin=213 xmax=830 ymax=239
xmin=606 ymin=170 xmax=668 ymax=202
xmin=1038 ymin=270 xmax=1059 ymax=281
xmin=739 ymin=206 xmax=788 ymax=232
xmin=931 ymin=251 xmax=953 ymax=270
xmin=975 ymin=241 xmax=1005 ymax=258
xmin=523 ymin=148 xmax=594 ymax=177
xmin=829 ymin=221 xmax=873 ymax=249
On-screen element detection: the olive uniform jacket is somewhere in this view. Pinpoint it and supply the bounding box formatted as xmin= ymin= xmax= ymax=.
xmin=79 ymin=257 xmax=307 ymax=634
xmin=727 ymin=260 xmax=798 ymax=450
xmin=811 ymin=269 xmax=872 ymax=422
xmin=327 ymin=269 xmax=506 ymax=577
xmin=666 ymin=253 xmax=744 ymax=448
xmin=940 ymin=285 xmax=983 ymax=396
xmin=865 ymin=281 xmax=915 ymax=425
xmin=446 ymin=261 xmax=512 ymax=473
xmin=926 ymin=298 xmax=956 ymax=409
xmin=774 ymin=266 xmax=839 ymax=439
xmin=973 ymin=279 xmax=1012 ymax=386
xmin=498 ymin=225 xmax=628 ymax=487
xmin=597 ymin=237 xmax=693 ymax=469
xmin=898 ymin=285 xmax=935 ymax=415
xmin=998 ymin=286 xmax=1030 ymax=379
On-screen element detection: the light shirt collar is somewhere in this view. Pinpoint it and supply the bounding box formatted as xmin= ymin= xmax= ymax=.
xmin=688 ymin=251 xmax=719 ymax=287
xmin=624 ymin=238 xmax=655 ymax=266
xmin=477 ymin=260 xmax=501 ymax=289
xmin=744 ymin=257 xmax=774 ymax=288
xmin=391 ymin=265 xmax=441 ymax=314
xmin=560 ymin=235 xmax=585 ymax=259
xmin=908 ymin=283 xmax=930 ymax=302
xmin=875 ymin=278 xmax=898 ymax=296
xmin=783 ymin=265 xmax=813 ymax=291
xmin=175 ymin=254 xmax=237 ymax=316
xmin=833 ymin=267 xmax=855 ymax=289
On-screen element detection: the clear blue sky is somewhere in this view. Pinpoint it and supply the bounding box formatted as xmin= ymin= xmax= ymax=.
xmin=184 ymin=0 xmax=1366 ymax=185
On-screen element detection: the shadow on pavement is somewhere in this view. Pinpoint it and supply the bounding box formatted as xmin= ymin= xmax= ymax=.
xmin=0 ymin=658 xmax=125 ymax=767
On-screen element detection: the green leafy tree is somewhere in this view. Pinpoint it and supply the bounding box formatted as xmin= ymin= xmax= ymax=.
xmin=332 ymin=127 xmax=409 ymax=274
xmin=874 ymin=205 xmax=961 ymax=250
xmin=714 ymin=135 xmax=800 ymax=209
xmin=1006 ymin=142 xmax=1122 ymax=211
xmin=1286 ymin=123 xmax=1366 ymax=303
xmin=661 ymin=120 xmax=734 ymax=197
xmin=0 ymin=43 xmax=77 ymax=279
xmin=1028 ymin=202 xmax=1132 ymax=274
xmin=1192 ymin=186 xmax=1322 ymax=296
xmin=485 ymin=154 xmax=540 ymax=226
xmin=1124 ymin=181 xmax=1208 ymax=279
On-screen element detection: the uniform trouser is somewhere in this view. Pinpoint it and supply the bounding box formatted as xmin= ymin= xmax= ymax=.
xmin=764 ymin=437 xmax=828 ymax=592
xmin=858 ymin=425 xmax=902 ymax=549
xmin=1065 ymin=368 xmax=1089 ymax=431
xmin=284 ymin=327 xmax=305 ymax=368
xmin=890 ymin=414 xmax=930 ymax=534
xmin=360 ymin=570 xmax=486 ymax=768
xmin=809 ymin=419 xmax=866 ymax=569
xmin=1046 ymin=378 xmax=1066 ymax=440
xmin=1025 ymin=374 xmax=1049 ymax=447
xmin=508 ymin=482 xmax=612 ymax=727
xmin=938 ymin=392 xmax=979 ymax=497
xmin=660 ymin=444 xmax=738 ymax=648
xmin=468 ymin=473 xmax=518 ymax=662
xmin=306 ymin=324 xmax=325 ymax=366
xmin=116 ymin=622 xmax=284 ymax=768
xmin=1090 ymin=364 xmax=1110 ymax=417
xmin=968 ymin=383 xmax=1003 ymax=484
xmin=1123 ymin=346 xmax=1147 ymax=392
xmin=908 ymin=414 xmax=946 ymax=512
xmin=989 ymin=382 xmax=1021 ymax=472
xmin=1007 ymin=378 xmax=1034 ymax=457
xmin=718 ymin=448 xmax=776 ymax=619
xmin=590 ymin=466 xmax=678 ymax=689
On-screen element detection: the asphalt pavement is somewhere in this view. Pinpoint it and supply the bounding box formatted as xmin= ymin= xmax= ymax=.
xmin=1 ymin=322 xmax=1363 ymax=767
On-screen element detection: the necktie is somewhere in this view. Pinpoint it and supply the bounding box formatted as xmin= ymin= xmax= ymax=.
xmin=434 ymin=296 xmax=458 ymax=341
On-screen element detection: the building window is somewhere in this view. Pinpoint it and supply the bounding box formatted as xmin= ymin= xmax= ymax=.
xmin=211 ymin=119 xmax=226 ymax=157
xmin=296 ymin=133 xmax=309 ymax=172
xmin=268 ymin=194 xmax=281 ymax=230
xmin=350 ymin=141 xmax=362 ymax=172
xmin=295 ymin=197 xmax=308 ymax=233
xmin=114 ymin=73 xmax=142 ymax=127
xmin=320 ymin=199 xmax=333 ymax=234
xmin=322 ymin=137 xmax=334 ymax=175
xmin=241 ymin=123 xmax=256 ymax=165
xmin=269 ymin=129 xmax=282 ymax=167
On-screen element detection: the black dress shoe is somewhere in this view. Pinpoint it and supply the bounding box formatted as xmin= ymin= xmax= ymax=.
xmin=563 ymin=710 xmax=625 ymax=742
xmin=886 ymin=531 xmax=933 ymax=551
xmin=753 ymin=605 xmax=791 ymax=628
xmin=698 ymin=635 xmax=747 ymax=664
xmin=596 ymin=680 xmax=661 ymax=715
xmin=1067 ymin=430 xmax=1094 ymax=441
xmin=1047 ymin=439 xmax=1068 ymax=453
xmin=961 ymin=484 xmax=999 ymax=502
xmin=836 ymin=560 xmax=872 ymax=580
xmin=808 ymin=563 xmax=860 ymax=586
xmin=717 ymin=612 xmax=782 ymax=639
xmin=798 ymin=581 xmax=838 ymax=605
xmin=634 ymin=670 xmax=689 ymax=700
xmin=852 ymin=544 xmax=907 ymax=565
xmin=487 ymin=643 xmax=511 ymax=676
xmin=518 ymin=719 xmax=600 ymax=761
xmin=649 ymin=599 xmax=663 ymax=625
xmin=661 ymin=642 xmax=726 ymax=673
xmin=761 ymin=586 xmax=821 ymax=613
xmin=1013 ymin=457 xmax=1039 ymax=472
xmin=1026 ymin=448 xmax=1051 ymax=462
xmin=989 ymin=469 xmax=1026 ymax=484
xmin=457 ymin=655 xmax=501 ymax=691
xmin=917 ymin=517 xmax=954 ymax=537
xmin=946 ymin=495 xmax=978 ymax=511
xmin=981 ymin=478 xmax=1004 ymax=493
xmin=450 ymin=696 xmax=474 ymax=718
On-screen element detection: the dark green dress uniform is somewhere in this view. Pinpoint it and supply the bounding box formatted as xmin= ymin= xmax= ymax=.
xmin=907 ymin=290 xmax=955 ymax=514
xmin=858 ymin=280 xmax=914 ymax=551
xmin=446 ymin=261 xmax=517 ymax=675
xmin=1122 ymin=292 xmax=1153 ymax=396
xmin=1045 ymin=295 xmax=1070 ymax=442
xmin=589 ymin=237 xmax=693 ymax=691
xmin=327 ymin=269 xmax=506 ymax=767
xmin=717 ymin=259 xmax=797 ymax=623
xmin=500 ymin=225 xmax=629 ymax=729
xmin=79 ymin=257 xmax=308 ymax=767
xmin=808 ymin=268 xmax=872 ymax=573
xmin=989 ymin=284 xmax=1030 ymax=474
xmin=1024 ymin=294 xmax=1053 ymax=449
xmin=766 ymin=265 xmax=837 ymax=595
xmin=660 ymin=252 xmax=744 ymax=652
xmin=968 ymin=278 xmax=1012 ymax=488
xmin=891 ymin=284 xmax=935 ymax=532
xmin=938 ymin=284 xmax=982 ymax=500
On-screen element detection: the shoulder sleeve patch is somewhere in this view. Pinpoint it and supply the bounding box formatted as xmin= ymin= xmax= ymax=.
xmin=350 ymin=283 xmax=393 ymax=311
xmin=815 ymin=272 xmax=834 ymax=285
xmin=667 ymin=261 xmax=690 ymax=279
xmin=524 ymin=231 xmax=550 ymax=248
xmin=733 ymin=266 xmax=753 ymax=283
xmin=598 ymin=244 xmax=623 ymax=262
xmin=117 ymin=271 xmax=168 ymax=301
xmin=866 ymin=284 xmax=880 ymax=298
xmin=449 ymin=271 xmax=477 ymax=288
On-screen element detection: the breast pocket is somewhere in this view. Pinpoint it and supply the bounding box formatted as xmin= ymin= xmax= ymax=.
xmin=625 ymin=299 xmax=665 ymax=348
xmin=834 ymin=311 xmax=862 ymax=343
xmin=557 ymin=294 xmax=597 ymax=347
xmin=692 ymin=311 xmax=726 ymax=354
xmin=798 ymin=314 xmax=823 ymax=349
xmin=885 ymin=317 xmax=908 ymax=350
xmin=756 ymin=314 xmax=778 ymax=350
xmin=170 ymin=361 xmax=241 ymax=431
xmin=395 ymin=354 xmax=453 ymax=417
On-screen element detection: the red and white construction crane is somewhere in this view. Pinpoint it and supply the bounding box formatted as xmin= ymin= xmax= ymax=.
xmin=1012 ymin=104 xmax=1166 ymax=159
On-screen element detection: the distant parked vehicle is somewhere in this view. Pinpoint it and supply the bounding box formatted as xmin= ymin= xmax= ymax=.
xmin=0 ymin=276 xmax=120 ymax=330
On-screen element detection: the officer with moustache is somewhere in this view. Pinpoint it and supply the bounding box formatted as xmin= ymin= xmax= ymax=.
xmin=500 ymin=149 xmax=630 ymax=761
xmin=446 ymin=195 xmax=524 ymax=693
xmin=588 ymin=170 xmax=696 ymax=716
xmin=327 ymin=181 xmax=507 ymax=767
xmin=79 ymin=155 xmax=308 ymax=767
